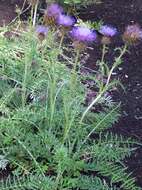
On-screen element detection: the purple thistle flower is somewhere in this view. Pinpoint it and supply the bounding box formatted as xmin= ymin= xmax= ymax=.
xmin=70 ymin=26 xmax=97 ymax=42
xmin=99 ymin=25 xmax=117 ymax=37
xmin=36 ymin=25 xmax=48 ymax=36
xmin=46 ymin=3 xmax=63 ymax=18
xmin=123 ymin=24 xmax=142 ymax=44
xmin=57 ymin=14 xmax=76 ymax=27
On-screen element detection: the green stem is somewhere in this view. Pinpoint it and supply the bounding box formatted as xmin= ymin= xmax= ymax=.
xmin=100 ymin=44 xmax=107 ymax=89
xmin=70 ymin=49 xmax=80 ymax=92
xmin=80 ymin=104 xmax=120 ymax=149
xmin=80 ymin=89 xmax=105 ymax=123
xmin=33 ymin=0 xmax=39 ymax=27
xmin=54 ymin=170 xmax=62 ymax=190
xmin=48 ymin=55 xmax=58 ymax=131
xmin=59 ymin=32 xmax=65 ymax=50
xmin=16 ymin=138 xmax=45 ymax=178
xmin=22 ymin=60 xmax=28 ymax=108
xmin=106 ymin=44 xmax=127 ymax=86
xmin=101 ymin=44 xmax=106 ymax=63
xmin=49 ymin=78 xmax=56 ymax=130
xmin=80 ymin=44 xmax=127 ymax=123
xmin=30 ymin=5 xmax=34 ymax=27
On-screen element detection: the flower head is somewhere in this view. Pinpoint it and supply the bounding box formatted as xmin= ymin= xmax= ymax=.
xmin=70 ymin=26 xmax=97 ymax=43
xmin=99 ymin=25 xmax=117 ymax=37
xmin=123 ymin=24 xmax=142 ymax=45
xmin=44 ymin=3 xmax=63 ymax=27
xmin=57 ymin=14 xmax=76 ymax=27
xmin=45 ymin=3 xmax=63 ymax=18
xmin=36 ymin=25 xmax=48 ymax=36
xmin=36 ymin=25 xmax=48 ymax=41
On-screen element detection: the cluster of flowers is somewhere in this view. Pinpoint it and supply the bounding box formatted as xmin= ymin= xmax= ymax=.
xmin=36 ymin=3 xmax=142 ymax=47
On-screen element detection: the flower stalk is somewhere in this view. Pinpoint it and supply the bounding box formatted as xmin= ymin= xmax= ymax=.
xmin=80 ymin=44 xmax=127 ymax=123
xmin=70 ymin=49 xmax=80 ymax=92
xmin=33 ymin=0 xmax=39 ymax=26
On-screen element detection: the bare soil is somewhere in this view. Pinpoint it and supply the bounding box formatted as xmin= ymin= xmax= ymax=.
xmin=0 ymin=0 xmax=17 ymax=26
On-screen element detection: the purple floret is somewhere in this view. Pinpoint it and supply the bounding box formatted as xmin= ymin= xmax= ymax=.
xmin=57 ymin=14 xmax=76 ymax=27
xmin=71 ymin=27 xmax=97 ymax=42
xmin=126 ymin=24 xmax=142 ymax=38
xmin=36 ymin=25 xmax=49 ymax=36
xmin=46 ymin=3 xmax=63 ymax=17
xmin=99 ymin=25 xmax=117 ymax=37
xmin=123 ymin=24 xmax=142 ymax=44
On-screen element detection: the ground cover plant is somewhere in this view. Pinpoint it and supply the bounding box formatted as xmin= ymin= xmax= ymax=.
xmin=0 ymin=1 xmax=142 ymax=190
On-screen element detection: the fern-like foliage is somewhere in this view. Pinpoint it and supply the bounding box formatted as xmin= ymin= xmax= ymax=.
xmin=78 ymin=175 xmax=118 ymax=190
xmin=82 ymin=133 xmax=139 ymax=190
xmin=0 ymin=174 xmax=55 ymax=190
xmin=92 ymin=133 xmax=135 ymax=162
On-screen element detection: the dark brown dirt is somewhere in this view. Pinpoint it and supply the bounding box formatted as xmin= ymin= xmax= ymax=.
xmin=0 ymin=0 xmax=16 ymax=26
xmin=0 ymin=0 xmax=25 ymax=26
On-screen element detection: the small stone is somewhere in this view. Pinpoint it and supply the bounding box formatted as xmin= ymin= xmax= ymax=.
xmin=112 ymin=72 xmax=117 ymax=75
xmin=118 ymin=67 xmax=123 ymax=71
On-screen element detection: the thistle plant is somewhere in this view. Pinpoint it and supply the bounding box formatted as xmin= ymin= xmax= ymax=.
xmin=0 ymin=3 xmax=141 ymax=190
